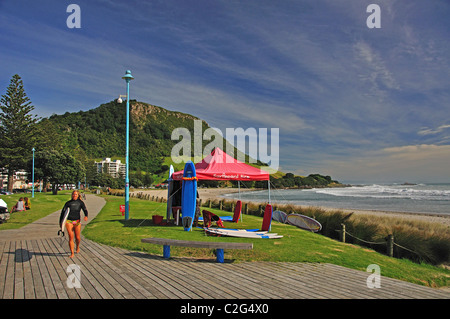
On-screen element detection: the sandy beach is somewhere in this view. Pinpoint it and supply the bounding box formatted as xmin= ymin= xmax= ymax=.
xmin=132 ymin=187 xmax=450 ymax=226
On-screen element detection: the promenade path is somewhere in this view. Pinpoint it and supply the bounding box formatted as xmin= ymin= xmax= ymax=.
xmin=0 ymin=194 xmax=448 ymax=300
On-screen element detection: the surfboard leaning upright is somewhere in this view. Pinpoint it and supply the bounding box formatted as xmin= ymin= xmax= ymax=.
xmin=166 ymin=165 xmax=174 ymax=222
xmin=181 ymin=161 xmax=197 ymax=231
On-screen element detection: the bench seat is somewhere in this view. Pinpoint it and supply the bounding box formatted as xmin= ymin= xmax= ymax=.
xmin=141 ymin=237 xmax=253 ymax=263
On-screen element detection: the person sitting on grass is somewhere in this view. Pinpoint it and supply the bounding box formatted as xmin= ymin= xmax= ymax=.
xmin=24 ymin=197 xmax=31 ymax=210
xmin=11 ymin=197 xmax=25 ymax=213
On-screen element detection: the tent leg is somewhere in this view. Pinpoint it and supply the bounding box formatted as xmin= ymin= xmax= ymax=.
xmin=238 ymin=181 xmax=241 ymax=200
xmin=238 ymin=181 xmax=242 ymax=222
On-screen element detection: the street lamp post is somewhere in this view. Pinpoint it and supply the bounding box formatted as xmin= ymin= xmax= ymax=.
xmin=121 ymin=70 xmax=134 ymax=220
xmin=32 ymin=147 xmax=35 ymax=198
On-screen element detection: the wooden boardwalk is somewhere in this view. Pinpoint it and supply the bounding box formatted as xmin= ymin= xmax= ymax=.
xmin=1 ymin=194 xmax=448 ymax=303
xmin=1 ymin=236 xmax=448 ymax=300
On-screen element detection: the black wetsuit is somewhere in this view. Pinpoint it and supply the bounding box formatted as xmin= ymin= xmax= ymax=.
xmin=59 ymin=199 xmax=88 ymax=224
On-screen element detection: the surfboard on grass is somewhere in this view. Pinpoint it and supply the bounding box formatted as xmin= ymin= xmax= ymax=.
xmin=166 ymin=165 xmax=174 ymax=222
xmin=198 ymin=200 xmax=242 ymax=222
xmin=58 ymin=207 xmax=70 ymax=237
xmin=205 ymin=228 xmax=282 ymax=239
xmin=204 ymin=205 xmax=281 ymax=238
xmin=206 ymin=227 xmax=265 ymax=233
xmin=287 ymin=214 xmax=322 ymax=232
xmin=198 ymin=215 xmax=233 ymax=221
xmin=272 ymin=210 xmax=288 ymax=224
xmin=181 ymin=161 xmax=197 ymax=231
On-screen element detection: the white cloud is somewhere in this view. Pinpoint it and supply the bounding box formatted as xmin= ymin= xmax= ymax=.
xmin=353 ymin=41 xmax=400 ymax=96
xmin=418 ymin=124 xmax=450 ymax=136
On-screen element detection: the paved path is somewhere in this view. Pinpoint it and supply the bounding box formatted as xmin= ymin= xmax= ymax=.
xmin=0 ymin=194 xmax=105 ymax=241
xmin=0 ymin=194 xmax=449 ymax=301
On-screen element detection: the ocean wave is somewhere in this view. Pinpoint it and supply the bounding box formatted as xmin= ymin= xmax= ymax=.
xmin=311 ymin=184 xmax=450 ymax=201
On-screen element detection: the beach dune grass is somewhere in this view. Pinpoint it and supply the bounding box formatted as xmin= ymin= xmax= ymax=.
xmin=260 ymin=202 xmax=450 ymax=266
xmin=82 ymin=195 xmax=450 ymax=288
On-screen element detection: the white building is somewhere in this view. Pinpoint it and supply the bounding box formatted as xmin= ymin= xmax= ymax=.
xmin=0 ymin=169 xmax=28 ymax=190
xmin=95 ymin=158 xmax=125 ymax=178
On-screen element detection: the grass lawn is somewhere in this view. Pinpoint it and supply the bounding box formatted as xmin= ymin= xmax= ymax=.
xmin=83 ymin=195 xmax=450 ymax=288
xmin=0 ymin=191 xmax=70 ymax=230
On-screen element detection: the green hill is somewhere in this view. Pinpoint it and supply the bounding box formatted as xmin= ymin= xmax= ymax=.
xmin=42 ymin=100 xmax=340 ymax=188
xmin=42 ymin=100 xmax=261 ymax=185
xmin=45 ymin=100 xmax=209 ymax=173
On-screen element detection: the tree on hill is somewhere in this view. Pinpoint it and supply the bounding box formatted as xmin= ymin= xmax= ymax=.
xmin=0 ymin=74 xmax=40 ymax=192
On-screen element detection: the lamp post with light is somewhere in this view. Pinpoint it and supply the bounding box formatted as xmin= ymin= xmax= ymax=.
xmin=118 ymin=70 xmax=134 ymax=220
xmin=32 ymin=147 xmax=35 ymax=198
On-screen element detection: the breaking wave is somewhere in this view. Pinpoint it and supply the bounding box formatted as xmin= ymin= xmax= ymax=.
xmin=310 ymin=184 xmax=450 ymax=201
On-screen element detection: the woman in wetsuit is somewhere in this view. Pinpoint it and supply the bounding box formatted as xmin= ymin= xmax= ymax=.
xmin=60 ymin=190 xmax=88 ymax=258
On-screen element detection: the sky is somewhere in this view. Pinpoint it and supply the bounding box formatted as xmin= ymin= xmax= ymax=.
xmin=1 ymin=0 xmax=449 ymax=183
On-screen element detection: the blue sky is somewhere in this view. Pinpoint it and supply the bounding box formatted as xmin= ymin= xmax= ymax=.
xmin=1 ymin=0 xmax=449 ymax=183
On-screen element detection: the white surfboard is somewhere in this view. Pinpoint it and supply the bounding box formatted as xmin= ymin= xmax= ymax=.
xmin=58 ymin=207 xmax=70 ymax=236
xmin=206 ymin=227 xmax=267 ymax=233
xmin=166 ymin=165 xmax=174 ymax=221
xmin=205 ymin=228 xmax=282 ymax=239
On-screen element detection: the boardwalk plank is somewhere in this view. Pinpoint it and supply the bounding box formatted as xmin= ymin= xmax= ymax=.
xmin=20 ymin=240 xmax=35 ymax=299
xmin=2 ymin=241 xmax=15 ymax=299
xmin=26 ymin=240 xmax=47 ymax=299
xmin=1 ymin=238 xmax=449 ymax=299
xmin=85 ymin=239 xmax=179 ymax=298
xmin=230 ymin=261 xmax=332 ymax=299
xmin=48 ymin=237 xmax=93 ymax=299
xmin=44 ymin=238 xmax=82 ymax=300
xmin=39 ymin=238 xmax=70 ymax=299
xmin=319 ymin=263 xmax=447 ymax=299
xmin=263 ymin=262 xmax=375 ymax=299
xmin=133 ymin=250 xmax=252 ymax=299
xmin=0 ymin=241 xmax=9 ymax=298
xmin=81 ymin=239 xmax=156 ymax=299
xmin=30 ymin=239 xmax=57 ymax=299
xmin=169 ymin=257 xmax=271 ymax=299
xmin=120 ymin=251 xmax=209 ymax=298
xmin=70 ymin=238 xmax=128 ymax=299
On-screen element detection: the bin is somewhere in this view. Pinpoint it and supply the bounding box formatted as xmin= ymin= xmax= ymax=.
xmin=152 ymin=215 xmax=163 ymax=225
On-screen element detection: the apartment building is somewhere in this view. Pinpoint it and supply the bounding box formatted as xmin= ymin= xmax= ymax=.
xmin=0 ymin=169 xmax=28 ymax=190
xmin=95 ymin=158 xmax=125 ymax=178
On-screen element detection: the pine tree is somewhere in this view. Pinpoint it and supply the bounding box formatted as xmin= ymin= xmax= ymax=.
xmin=0 ymin=74 xmax=40 ymax=192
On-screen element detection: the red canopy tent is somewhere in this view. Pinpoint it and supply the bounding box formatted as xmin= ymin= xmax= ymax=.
xmin=169 ymin=148 xmax=271 ymax=223
xmin=172 ymin=147 xmax=270 ymax=181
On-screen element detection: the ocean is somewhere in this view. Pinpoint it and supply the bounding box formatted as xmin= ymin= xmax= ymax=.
xmin=222 ymin=183 xmax=450 ymax=216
